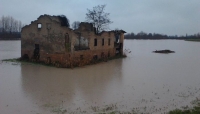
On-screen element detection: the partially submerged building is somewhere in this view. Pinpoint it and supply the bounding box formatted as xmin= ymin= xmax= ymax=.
xmin=21 ymin=14 xmax=126 ymax=67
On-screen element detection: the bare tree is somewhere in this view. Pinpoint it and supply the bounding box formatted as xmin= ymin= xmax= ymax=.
xmin=0 ymin=16 xmax=23 ymax=33
xmin=9 ymin=16 xmax=14 ymax=33
xmin=13 ymin=20 xmax=18 ymax=32
xmin=18 ymin=20 xmax=22 ymax=32
xmin=86 ymin=4 xmax=112 ymax=33
xmin=71 ymin=21 xmax=80 ymax=30
xmin=4 ymin=16 xmax=9 ymax=32
xmin=1 ymin=16 xmax=5 ymax=32
xmin=0 ymin=18 xmax=2 ymax=32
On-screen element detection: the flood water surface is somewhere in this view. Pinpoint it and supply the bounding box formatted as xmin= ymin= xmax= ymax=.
xmin=1 ymin=40 xmax=200 ymax=114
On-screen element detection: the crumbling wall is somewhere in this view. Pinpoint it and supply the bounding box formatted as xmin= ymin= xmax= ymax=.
xmin=73 ymin=22 xmax=116 ymax=60
xmin=21 ymin=15 xmax=74 ymax=61
xmin=21 ymin=15 xmax=125 ymax=67
xmin=74 ymin=36 xmax=89 ymax=50
xmin=87 ymin=32 xmax=115 ymax=51
xmin=77 ymin=22 xmax=94 ymax=32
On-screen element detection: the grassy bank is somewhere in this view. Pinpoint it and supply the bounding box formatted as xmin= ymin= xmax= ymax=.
xmin=2 ymin=58 xmax=56 ymax=67
xmin=2 ymin=58 xmax=20 ymax=62
xmin=1 ymin=54 xmax=126 ymax=68
xmin=185 ymin=39 xmax=200 ymax=42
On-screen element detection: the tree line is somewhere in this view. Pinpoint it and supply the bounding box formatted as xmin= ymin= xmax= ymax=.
xmin=0 ymin=16 xmax=24 ymax=39
xmin=125 ymin=31 xmax=200 ymax=40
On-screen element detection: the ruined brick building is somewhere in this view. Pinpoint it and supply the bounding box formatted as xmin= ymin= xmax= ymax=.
xmin=21 ymin=14 xmax=126 ymax=67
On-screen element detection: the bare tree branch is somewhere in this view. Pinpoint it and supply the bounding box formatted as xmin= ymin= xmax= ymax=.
xmin=85 ymin=4 xmax=112 ymax=33
xmin=71 ymin=21 xmax=80 ymax=30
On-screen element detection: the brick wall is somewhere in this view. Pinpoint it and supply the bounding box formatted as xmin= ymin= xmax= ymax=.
xmin=21 ymin=15 xmax=124 ymax=67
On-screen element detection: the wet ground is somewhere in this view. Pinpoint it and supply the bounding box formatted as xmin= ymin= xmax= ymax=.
xmin=0 ymin=40 xmax=200 ymax=114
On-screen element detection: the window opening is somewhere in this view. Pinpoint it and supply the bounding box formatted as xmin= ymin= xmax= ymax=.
xmin=94 ymin=38 xmax=97 ymax=46
xmin=46 ymin=23 xmax=51 ymax=29
xmin=65 ymin=33 xmax=70 ymax=51
xmin=80 ymin=55 xmax=84 ymax=60
xmin=34 ymin=44 xmax=40 ymax=60
xmin=93 ymin=55 xmax=98 ymax=60
xmin=38 ymin=23 xmax=42 ymax=29
xmin=101 ymin=52 xmax=105 ymax=58
xmin=102 ymin=38 xmax=104 ymax=46
xmin=65 ymin=33 xmax=69 ymax=43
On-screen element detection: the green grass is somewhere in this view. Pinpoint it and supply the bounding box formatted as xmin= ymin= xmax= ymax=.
xmin=39 ymin=94 xmax=200 ymax=114
xmin=169 ymin=107 xmax=200 ymax=114
xmin=169 ymin=99 xmax=200 ymax=114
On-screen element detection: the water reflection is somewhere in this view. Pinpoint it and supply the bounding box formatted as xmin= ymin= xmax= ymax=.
xmin=20 ymin=65 xmax=76 ymax=108
xmin=20 ymin=59 xmax=123 ymax=110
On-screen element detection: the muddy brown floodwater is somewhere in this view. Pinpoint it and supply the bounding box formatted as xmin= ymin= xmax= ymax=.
xmin=1 ymin=40 xmax=200 ymax=114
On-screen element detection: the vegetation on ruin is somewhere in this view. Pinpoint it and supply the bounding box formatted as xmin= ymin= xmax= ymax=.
xmin=57 ymin=15 xmax=70 ymax=27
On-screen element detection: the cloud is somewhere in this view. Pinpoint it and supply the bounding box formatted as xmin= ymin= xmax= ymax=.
xmin=0 ymin=0 xmax=199 ymax=35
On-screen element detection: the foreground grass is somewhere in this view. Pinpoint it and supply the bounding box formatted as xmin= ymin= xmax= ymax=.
xmin=169 ymin=107 xmax=200 ymax=114
xmin=43 ymin=103 xmax=138 ymax=114
xmin=169 ymin=99 xmax=200 ymax=114
xmin=41 ymin=98 xmax=200 ymax=114
xmin=43 ymin=104 xmax=200 ymax=114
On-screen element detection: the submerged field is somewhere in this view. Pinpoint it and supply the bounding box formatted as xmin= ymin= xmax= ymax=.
xmin=1 ymin=40 xmax=200 ymax=114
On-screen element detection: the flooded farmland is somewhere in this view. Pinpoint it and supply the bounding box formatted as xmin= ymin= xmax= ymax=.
xmin=1 ymin=40 xmax=200 ymax=114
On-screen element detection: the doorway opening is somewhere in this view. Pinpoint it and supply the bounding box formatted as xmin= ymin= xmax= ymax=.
xmin=34 ymin=44 xmax=40 ymax=60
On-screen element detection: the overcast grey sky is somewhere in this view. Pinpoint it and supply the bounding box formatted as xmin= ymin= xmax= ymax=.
xmin=1 ymin=0 xmax=199 ymax=35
